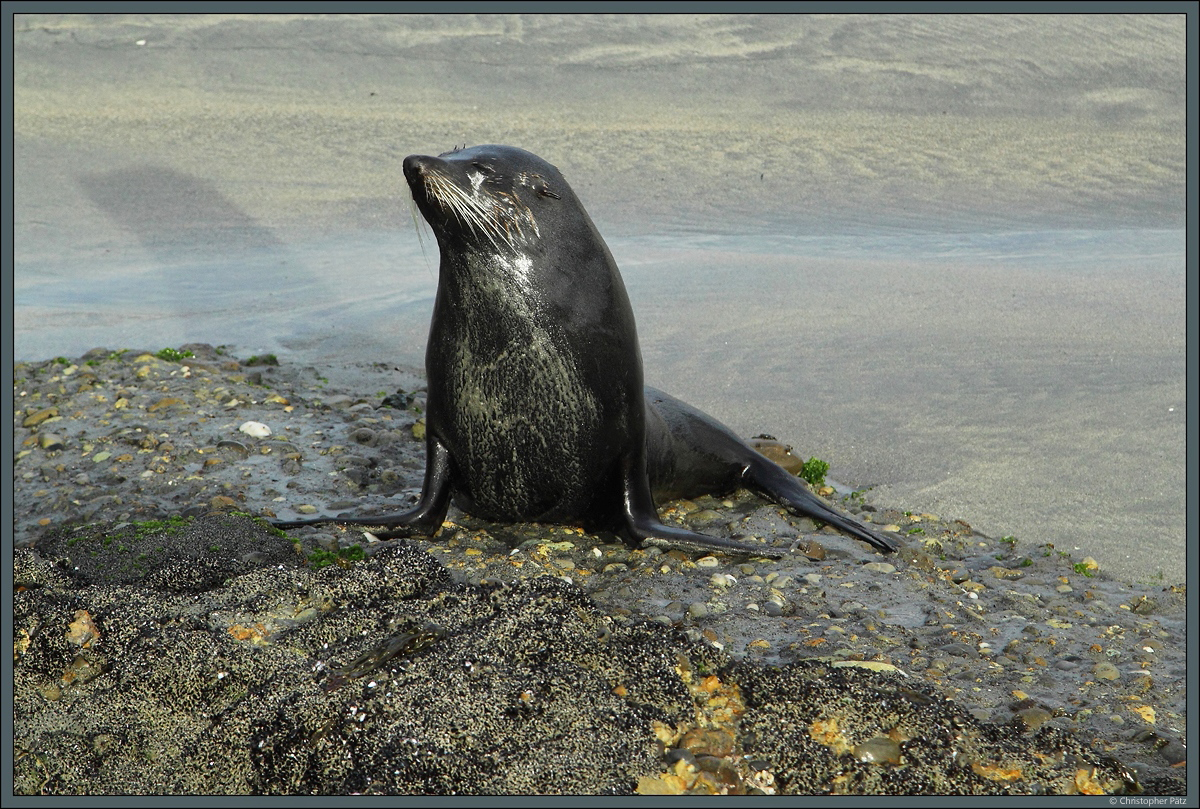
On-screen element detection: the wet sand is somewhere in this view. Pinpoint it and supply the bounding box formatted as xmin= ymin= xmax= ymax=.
xmin=10 ymin=14 xmax=1187 ymax=584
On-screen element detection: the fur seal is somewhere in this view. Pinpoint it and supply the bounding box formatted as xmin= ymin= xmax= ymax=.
xmin=276 ymin=145 xmax=899 ymax=557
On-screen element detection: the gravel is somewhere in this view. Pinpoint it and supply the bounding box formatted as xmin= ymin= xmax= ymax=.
xmin=11 ymin=345 xmax=1187 ymax=795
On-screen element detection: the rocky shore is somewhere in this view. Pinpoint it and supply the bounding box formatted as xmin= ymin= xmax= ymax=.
xmin=11 ymin=345 xmax=1187 ymax=795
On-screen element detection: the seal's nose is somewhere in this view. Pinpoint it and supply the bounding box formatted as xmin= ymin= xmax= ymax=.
xmin=403 ymin=154 xmax=433 ymax=184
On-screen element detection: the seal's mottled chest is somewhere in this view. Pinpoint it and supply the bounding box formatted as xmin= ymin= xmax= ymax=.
xmin=429 ymin=254 xmax=606 ymax=522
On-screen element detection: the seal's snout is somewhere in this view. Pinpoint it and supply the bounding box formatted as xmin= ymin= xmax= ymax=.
xmin=403 ymin=154 xmax=432 ymax=184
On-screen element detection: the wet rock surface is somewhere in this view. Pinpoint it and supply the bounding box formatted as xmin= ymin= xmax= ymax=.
xmin=12 ymin=347 xmax=1187 ymax=795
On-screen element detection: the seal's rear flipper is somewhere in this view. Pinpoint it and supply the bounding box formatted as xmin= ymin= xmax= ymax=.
xmin=742 ymin=455 xmax=901 ymax=553
xmin=644 ymin=387 xmax=900 ymax=554
xmin=271 ymin=436 xmax=455 ymax=539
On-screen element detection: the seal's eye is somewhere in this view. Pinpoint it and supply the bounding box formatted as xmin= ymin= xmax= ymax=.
xmin=536 ymin=183 xmax=560 ymax=200
xmin=472 ymin=162 xmax=495 ymax=176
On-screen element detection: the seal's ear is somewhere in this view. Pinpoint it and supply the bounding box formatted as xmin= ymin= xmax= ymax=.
xmin=534 ymin=180 xmax=560 ymax=200
xmin=519 ymin=171 xmax=560 ymax=199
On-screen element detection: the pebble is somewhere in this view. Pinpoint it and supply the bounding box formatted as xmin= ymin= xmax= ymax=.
xmin=1014 ymin=706 xmax=1054 ymax=731
xmin=679 ymin=728 xmax=734 ymax=757
xmin=238 ymin=421 xmax=271 ymax=438
xmin=853 ymin=736 xmax=902 ymax=765
xmin=39 ymin=433 xmax=65 ymax=450
xmin=22 ymin=407 xmax=59 ymax=427
xmin=1158 ymin=740 xmax=1187 ymax=766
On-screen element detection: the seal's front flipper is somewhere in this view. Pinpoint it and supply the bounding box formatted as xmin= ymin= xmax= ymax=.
xmin=271 ymin=437 xmax=455 ymax=539
xmin=742 ymin=455 xmax=901 ymax=553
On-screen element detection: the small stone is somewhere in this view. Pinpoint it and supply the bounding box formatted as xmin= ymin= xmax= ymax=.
xmin=350 ymin=427 xmax=377 ymax=445
xmin=1093 ymin=662 xmax=1120 ymax=681
xmin=1131 ymin=704 xmax=1156 ymax=724
xmin=238 ymin=421 xmax=271 ymax=438
xmin=22 ymin=407 xmax=59 ymax=427
xmin=854 ymin=736 xmax=901 ymax=765
xmin=67 ymin=610 xmax=100 ymax=648
xmin=831 ymin=660 xmax=904 ymax=675
xmin=1131 ymin=598 xmax=1158 ymax=616
xmin=679 ymin=727 xmax=734 ymax=757
xmin=637 ymin=774 xmax=687 ymax=795
xmin=38 ymin=434 xmax=65 ymax=451
xmin=1158 ymin=740 xmax=1186 ymax=766
xmin=1015 ymin=706 xmax=1053 ymax=731
xmin=799 ymin=540 xmax=826 ymax=560
xmin=216 ymin=440 xmax=251 ymax=457
xmin=149 ymin=397 xmax=186 ymax=412
xmin=1128 ymin=673 xmax=1153 ymax=693
xmin=863 ymin=562 xmax=896 ymax=575
xmin=696 ymin=556 xmax=720 ymax=568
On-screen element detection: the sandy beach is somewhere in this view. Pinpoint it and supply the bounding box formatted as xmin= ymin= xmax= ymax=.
xmin=11 ymin=13 xmax=1187 ymax=584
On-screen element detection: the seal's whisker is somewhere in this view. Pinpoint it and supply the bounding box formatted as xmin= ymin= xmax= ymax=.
xmin=422 ymin=170 xmax=530 ymax=254
xmin=408 ymin=196 xmax=435 ymax=276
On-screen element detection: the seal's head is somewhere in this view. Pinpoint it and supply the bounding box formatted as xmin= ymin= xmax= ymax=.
xmin=403 ymin=145 xmax=571 ymax=254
